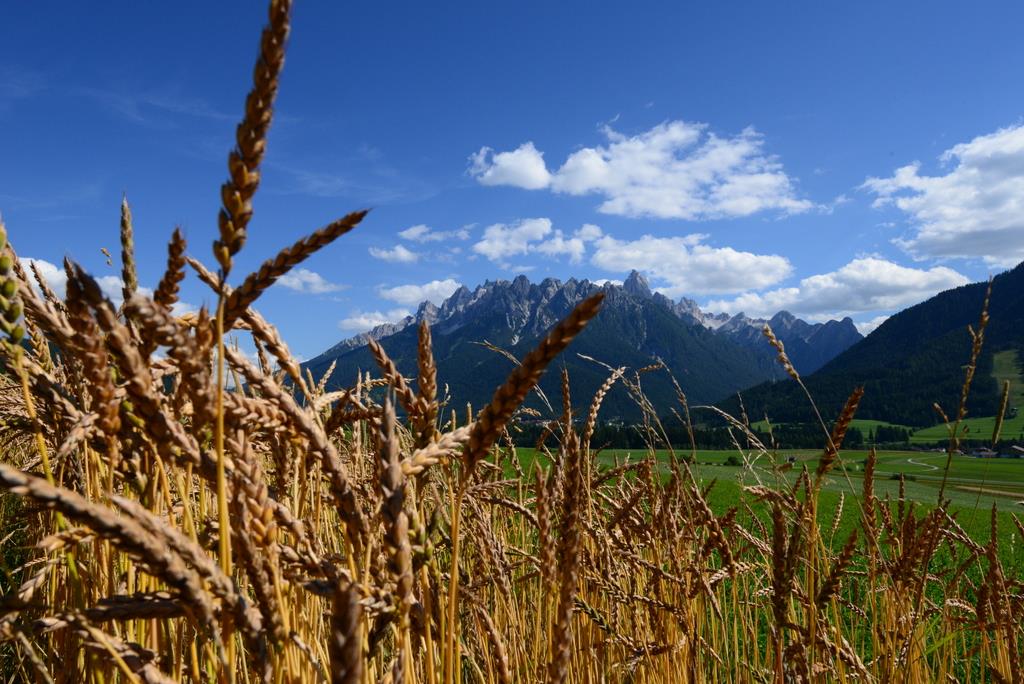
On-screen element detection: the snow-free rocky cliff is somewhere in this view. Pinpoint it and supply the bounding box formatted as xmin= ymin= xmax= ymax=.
xmin=305 ymin=271 xmax=862 ymax=419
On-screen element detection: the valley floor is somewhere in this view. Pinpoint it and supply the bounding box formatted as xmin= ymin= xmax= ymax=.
xmin=519 ymin=447 xmax=1024 ymax=570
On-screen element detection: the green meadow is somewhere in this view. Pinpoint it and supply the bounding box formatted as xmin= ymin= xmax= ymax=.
xmin=517 ymin=446 xmax=1024 ymax=564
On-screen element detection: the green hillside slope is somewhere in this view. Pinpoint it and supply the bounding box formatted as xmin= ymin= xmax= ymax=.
xmin=721 ymin=262 xmax=1024 ymax=427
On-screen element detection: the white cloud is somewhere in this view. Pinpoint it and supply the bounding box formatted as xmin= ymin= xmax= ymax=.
xmin=21 ymin=257 xmax=198 ymax=312
xmin=864 ymin=123 xmax=1024 ymax=266
xmin=377 ymin=278 xmax=462 ymax=306
xmin=576 ymin=223 xmax=603 ymax=241
xmin=22 ymin=258 xmax=69 ymax=297
xmin=398 ymin=224 xmax=431 ymax=241
xmin=470 ymin=121 xmax=815 ymax=220
xmin=590 ymin=234 xmax=792 ymax=295
xmin=23 ymin=257 xmax=129 ymax=306
xmin=535 ymin=232 xmax=586 ymax=264
xmin=276 ymin=268 xmax=344 ymax=294
xmin=337 ymin=308 xmax=411 ymax=333
xmin=368 ymin=244 xmax=419 ymax=263
xmin=472 ymin=219 xmax=604 ymax=267
xmin=705 ymin=257 xmax=969 ymax=319
xmin=855 ymin=314 xmax=890 ymax=335
xmin=472 ymin=218 xmax=553 ymax=262
xmin=469 ymin=142 xmax=552 ymax=190
xmin=398 ymin=224 xmax=471 ymax=243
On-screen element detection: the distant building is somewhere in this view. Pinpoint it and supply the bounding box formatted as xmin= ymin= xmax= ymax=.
xmin=970 ymin=448 xmax=999 ymax=458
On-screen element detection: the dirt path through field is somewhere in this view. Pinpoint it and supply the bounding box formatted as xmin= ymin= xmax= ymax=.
xmin=906 ymin=457 xmax=939 ymax=471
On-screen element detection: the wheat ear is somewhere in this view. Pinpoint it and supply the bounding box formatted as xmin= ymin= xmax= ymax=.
xmin=329 ymin=582 xmax=363 ymax=684
xmin=154 ymin=227 xmax=187 ymax=311
xmin=119 ymin=195 xmax=138 ymax=304
xmin=464 ymin=292 xmax=604 ymax=477
xmin=214 ymin=0 xmax=293 ymax=273
xmin=222 ymin=211 xmax=367 ymax=326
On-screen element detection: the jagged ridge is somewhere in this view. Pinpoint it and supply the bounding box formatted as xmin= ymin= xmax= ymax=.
xmin=305 ymin=271 xmax=862 ymax=420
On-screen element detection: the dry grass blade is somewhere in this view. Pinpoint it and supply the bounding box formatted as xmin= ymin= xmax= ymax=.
xmin=0 ymin=464 xmax=219 ymax=633
xmin=762 ymin=324 xmax=798 ymax=382
xmin=222 ymin=210 xmax=367 ymax=326
xmin=548 ymin=431 xmax=583 ymax=684
xmin=816 ymin=385 xmax=864 ymax=483
xmin=119 ymin=196 xmax=138 ymax=305
xmin=582 ymin=365 xmax=626 ymax=451
xmin=154 ymin=227 xmax=187 ymax=310
xmin=992 ymin=379 xmax=1010 ymax=445
xmin=36 ymin=612 xmax=176 ymax=684
xmin=368 ymin=338 xmax=419 ymax=416
xmin=329 ymin=582 xmax=363 ymax=684
xmin=464 ymin=292 xmax=604 ymax=476
xmin=475 ymin=605 xmax=512 ymax=684
xmin=224 ymin=345 xmax=368 ymax=548
xmin=416 ymin=320 xmax=439 ymax=446
xmin=214 ymin=0 xmax=293 ymax=273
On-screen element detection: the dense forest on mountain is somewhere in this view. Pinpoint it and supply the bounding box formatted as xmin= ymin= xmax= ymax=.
xmin=305 ymin=275 xmax=860 ymax=422
xmin=721 ymin=262 xmax=1024 ymax=427
xmin=308 ymin=291 xmax=775 ymax=420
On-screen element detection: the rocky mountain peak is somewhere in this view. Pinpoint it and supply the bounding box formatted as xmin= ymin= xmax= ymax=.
xmin=676 ymin=297 xmax=702 ymax=315
xmin=769 ymin=310 xmax=797 ymax=328
xmin=320 ymin=271 xmax=862 ymax=377
xmin=623 ymin=270 xmax=652 ymax=299
xmin=511 ymin=274 xmax=531 ymax=296
xmin=416 ymin=300 xmax=440 ymax=324
xmin=306 ymin=270 xmax=871 ymax=420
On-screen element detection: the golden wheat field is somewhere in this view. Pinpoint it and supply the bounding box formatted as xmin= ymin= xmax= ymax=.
xmin=0 ymin=2 xmax=1021 ymax=682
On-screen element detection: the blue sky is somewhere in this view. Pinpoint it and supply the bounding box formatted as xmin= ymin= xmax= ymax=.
xmin=3 ymin=1 xmax=1024 ymax=359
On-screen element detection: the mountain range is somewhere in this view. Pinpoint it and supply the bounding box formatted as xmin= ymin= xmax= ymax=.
xmin=304 ymin=271 xmax=862 ymax=420
xmin=721 ymin=261 xmax=1024 ymax=427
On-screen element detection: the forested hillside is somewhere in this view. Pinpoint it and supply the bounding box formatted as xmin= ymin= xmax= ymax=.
xmin=720 ymin=261 xmax=1024 ymax=426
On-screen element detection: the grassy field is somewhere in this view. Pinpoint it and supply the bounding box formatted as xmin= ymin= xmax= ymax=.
xmin=751 ymin=351 xmax=1024 ymax=446
xmin=751 ymin=418 xmax=915 ymax=433
xmin=517 ymin=446 xmax=1024 ymax=583
xmin=520 ymin=447 xmax=1024 ymax=511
